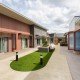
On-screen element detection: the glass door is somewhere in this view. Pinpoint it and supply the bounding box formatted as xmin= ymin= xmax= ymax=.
xmin=0 ymin=37 xmax=8 ymax=53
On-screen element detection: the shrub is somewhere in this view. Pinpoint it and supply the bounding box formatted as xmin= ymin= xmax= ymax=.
xmin=42 ymin=37 xmax=48 ymax=47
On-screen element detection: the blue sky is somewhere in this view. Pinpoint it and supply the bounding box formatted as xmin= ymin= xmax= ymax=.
xmin=0 ymin=0 xmax=80 ymax=33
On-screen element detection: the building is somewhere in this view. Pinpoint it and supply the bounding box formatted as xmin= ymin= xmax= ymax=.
xmin=47 ymin=33 xmax=62 ymax=45
xmin=0 ymin=4 xmax=47 ymax=53
xmin=30 ymin=25 xmax=47 ymax=47
xmin=68 ymin=16 xmax=80 ymax=53
xmin=49 ymin=33 xmax=54 ymax=43
xmin=53 ymin=33 xmax=58 ymax=45
xmin=56 ymin=33 xmax=65 ymax=42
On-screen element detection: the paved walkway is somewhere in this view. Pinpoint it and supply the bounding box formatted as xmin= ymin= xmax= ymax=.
xmin=0 ymin=45 xmax=73 ymax=80
xmin=24 ymin=44 xmax=72 ymax=80
xmin=0 ymin=48 xmax=38 ymax=80
xmin=61 ymin=46 xmax=80 ymax=80
xmin=0 ymin=48 xmax=37 ymax=60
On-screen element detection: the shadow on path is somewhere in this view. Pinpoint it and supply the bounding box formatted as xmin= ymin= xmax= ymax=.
xmin=32 ymin=50 xmax=54 ymax=71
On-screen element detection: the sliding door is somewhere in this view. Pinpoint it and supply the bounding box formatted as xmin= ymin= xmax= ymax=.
xmin=0 ymin=37 xmax=8 ymax=53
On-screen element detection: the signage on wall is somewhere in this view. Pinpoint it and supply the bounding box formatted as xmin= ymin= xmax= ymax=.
xmin=68 ymin=32 xmax=74 ymax=50
xmin=74 ymin=30 xmax=80 ymax=51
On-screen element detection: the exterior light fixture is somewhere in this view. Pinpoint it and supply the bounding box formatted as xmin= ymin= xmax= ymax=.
xmin=16 ymin=52 xmax=18 ymax=61
xmin=40 ymin=54 xmax=43 ymax=65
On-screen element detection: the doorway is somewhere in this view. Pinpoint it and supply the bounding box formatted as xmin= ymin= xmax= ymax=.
xmin=0 ymin=37 xmax=8 ymax=53
xmin=37 ymin=38 xmax=40 ymax=45
xmin=21 ymin=38 xmax=28 ymax=49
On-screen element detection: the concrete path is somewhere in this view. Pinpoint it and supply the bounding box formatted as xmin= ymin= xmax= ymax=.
xmin=0 ymin=48 xmax=37 ymax=60
xmin=61 ymin=46 xmax=80 ymax=80
xmin=24 ymin=44 xmax=72 ymax=80
xmin=0 ymin=48 xmax=38 ymax=80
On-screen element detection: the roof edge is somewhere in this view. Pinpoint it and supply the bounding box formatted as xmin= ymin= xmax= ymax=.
xmin=0 ymin=3 xmax=47 ymax=31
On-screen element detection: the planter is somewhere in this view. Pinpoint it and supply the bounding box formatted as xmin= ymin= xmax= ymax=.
xmin=38 ymin=46 xmax=50 ymax=52
xmin=60 ymin=42 xmax=68 ymax=46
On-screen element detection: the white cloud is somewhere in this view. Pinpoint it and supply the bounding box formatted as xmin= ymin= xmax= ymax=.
xmin=1 ymin=0 xmax=80 ymax=33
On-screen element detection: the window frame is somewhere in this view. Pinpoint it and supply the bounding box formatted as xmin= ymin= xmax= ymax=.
xmin=68 ymin=31 xmax=74 ymax=50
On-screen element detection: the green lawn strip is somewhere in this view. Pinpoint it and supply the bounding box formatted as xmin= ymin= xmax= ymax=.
xmin=32 ymin=51 xmax=53 ymax=71
xmin=10 ymin=50 xmax=54 ymax=71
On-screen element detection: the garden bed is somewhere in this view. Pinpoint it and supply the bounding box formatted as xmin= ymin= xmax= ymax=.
xmin=38 ymin=46 xmax=50 ymax=52
xmin=10 ymin=50 xmax=54 ymax=71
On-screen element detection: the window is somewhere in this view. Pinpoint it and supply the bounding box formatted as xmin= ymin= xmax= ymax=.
xmin=37 ymin=39 xmax=40 ymax=45
xmin=0 ymin=38 xmax=1 ymax=53
xmin=0 ymin=37 xmax=8 ymax=53
xmin=50 ymin=38 xmax=53 ymax=43
xmin=68 ymin=32 xmax=74 ymax=50
xmin=22 ymin=38 xmax=27 ymax=49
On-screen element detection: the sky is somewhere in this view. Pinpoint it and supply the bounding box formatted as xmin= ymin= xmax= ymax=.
xmin=0 ymin=0 xmax=80 ymax=33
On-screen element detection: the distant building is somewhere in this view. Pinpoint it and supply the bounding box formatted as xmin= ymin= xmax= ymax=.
xmin=49 ymin=33 xmax=54 ymax=43
xmin=56 ymin=33 xmax=65 ymax=42
xmin=49 ymin=33 xmax=65 ymax=45
xmin=30 ymin=25 xmax=47 ymax=47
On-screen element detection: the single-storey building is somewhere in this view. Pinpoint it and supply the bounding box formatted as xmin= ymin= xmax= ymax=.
xmin=0 ymin=4 xmax=47 ymax=53
xmin=30 ymin=25 xmax=47 ymax=47
xmin=68 ymin=16 xmax=80 ymax=53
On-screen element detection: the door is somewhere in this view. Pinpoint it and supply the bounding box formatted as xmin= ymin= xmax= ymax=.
xmin=37 ymin=38 xmax=40 ymax=45
xmin=22 ymin=38 xmax=27 ymax=49
xmin=0 ymin=37 xmax=8 ymax=53
xmin=3 ymin=38 xmax=8 ymax=52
